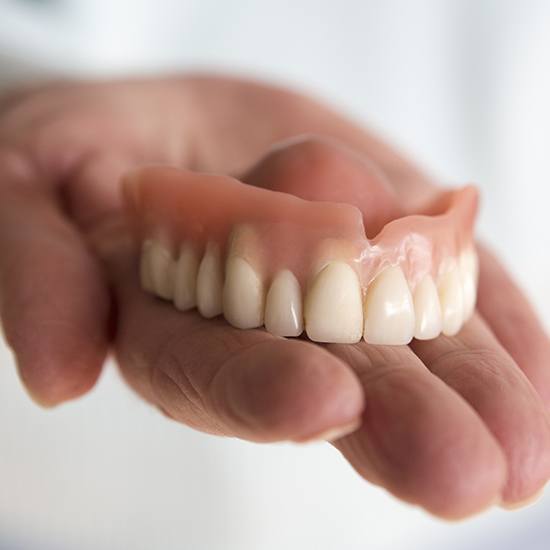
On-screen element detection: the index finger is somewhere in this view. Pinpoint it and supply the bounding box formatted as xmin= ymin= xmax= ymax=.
xmin=0 ymin=149 xmax=109 ymax=405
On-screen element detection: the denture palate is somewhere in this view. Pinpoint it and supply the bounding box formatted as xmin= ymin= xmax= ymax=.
xmin=124 ymin=167 xmax=479 ymax=345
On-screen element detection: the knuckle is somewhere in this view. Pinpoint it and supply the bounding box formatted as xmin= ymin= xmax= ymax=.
xmin=148 ymin=336 xmax=225 ymax=434
xmin=150 ymin=349 xmax=203 ymax=409
xmin=274 ymin=134 xmax=346 ymax=171
xmin=430 ymin=347 xmax=510 ymax=391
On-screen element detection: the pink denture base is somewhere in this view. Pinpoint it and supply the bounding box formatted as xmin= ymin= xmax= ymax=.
xmin=123 ymin=166 xmax=478 ymax=291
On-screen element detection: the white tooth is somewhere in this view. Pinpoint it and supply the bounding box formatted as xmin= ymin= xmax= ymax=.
xmin=265 ymin=270 xmax=303 ymax=337
xmin=173 ymin=243 xmax=199 ymax=311
xmin=459 ymin=248 xmax=478 ymax=321
xmin=305 ymin=262 xmax=363 ymax=344
xmin=149 ymin=239 xmax=175 ymax=300
xmin=139 ymin=239 xmax=155 ymax=293
xmin=223 ymin=257 xmax=265 ymax=329
xmin=413 ymin=276 xmax=442 ymax=340
xmin=438 ymin=266 xmax=464 ymax=336
xmin=196 ymin=242 xmax=223 ymax=318
xmin=363 ymin=266 xmax=415 ymax=345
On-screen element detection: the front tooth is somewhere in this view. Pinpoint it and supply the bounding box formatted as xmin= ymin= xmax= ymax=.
xmin=264 ymin=270 xmax=303 ymax=337
xmin=304 ymin=262 xmax=363 ymax=344
xmin=139 ymin=239 xmax=155 ymax=293
xmin=223 ymin=257 xmax=265 ymax=329
xmin=438 ymin=266 xmax=464 ymax=336
xmin=459 ymin=247 xmax=478 ymax=321
xmin=149 ymin=239 xmax=175 ymax=300
xmin=173 ymin=243 xmax=199 ymax=311
xmin=413 ymin=275 xmax=442 ymax=340
xmin=363 ymin=266 xmax=415 ymax=345
xmin=196 ymin=242 xmax=223 ymax=318
xmin=310 ymin=238 xmax=358 ymax=278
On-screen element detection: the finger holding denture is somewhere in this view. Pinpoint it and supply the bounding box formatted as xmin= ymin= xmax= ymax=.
xmin=123 ymin=165 xmax=479 ymax=345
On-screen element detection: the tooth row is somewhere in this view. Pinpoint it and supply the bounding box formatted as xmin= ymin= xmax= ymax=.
xmin=140 ymin=239 xmax=478 ymax=345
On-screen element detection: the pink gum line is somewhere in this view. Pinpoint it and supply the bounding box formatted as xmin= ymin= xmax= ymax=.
xmin=123 ymin=166 xmax=478 ymax=291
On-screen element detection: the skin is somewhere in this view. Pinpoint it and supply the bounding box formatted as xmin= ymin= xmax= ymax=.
xmin=1 ymin=76 xmax=550 ymax=519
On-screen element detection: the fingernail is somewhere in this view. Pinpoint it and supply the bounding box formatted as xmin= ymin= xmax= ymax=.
xmin=500 ymin=484 xmax=547 ymax=510
xmin=293 ymin=418 xmax=362 ymax=444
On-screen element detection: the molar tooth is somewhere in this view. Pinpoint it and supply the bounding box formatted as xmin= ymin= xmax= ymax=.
xmin=173 ymin=243 xmax=199 ymax=311
xmin=438 ymin=266 xmax=464 ymax=336
xmin=149 ymin=239 xmax=175 ymax=300
xmin=223 ymin=257 xmax=265 ymax=329
xmin=196 ymin=242 xmax=223 ymax=318
xmin=139 ymin=239 xmax=155 ymax=293
xmin=265 ymin=270 xmax=303 ymax=337
xmin=304 ymin=262 xmax=363 ymax=344
xmin=413 ymin=275 xmax=442 ymax=340
xmin=459 ymin=247 xmax=478 ymax=321
xmin=363 ymin=266 xmax=415 ymax=345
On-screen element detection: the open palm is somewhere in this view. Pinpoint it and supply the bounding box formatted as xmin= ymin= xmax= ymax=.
xmin=1 ymin=76 xmax=549 ymax=519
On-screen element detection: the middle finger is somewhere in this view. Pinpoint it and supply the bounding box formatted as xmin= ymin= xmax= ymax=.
xmin=328 ymin=340 xmax=506 ymax=519
xmin=411 ymin=314 xmax=550 ymax=506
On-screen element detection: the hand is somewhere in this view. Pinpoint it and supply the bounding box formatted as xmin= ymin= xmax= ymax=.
xmin=1 ymin=76 xmax=549 ymax=519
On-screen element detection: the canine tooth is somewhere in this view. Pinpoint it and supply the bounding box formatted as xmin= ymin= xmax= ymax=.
xmin=196 ymin=242 xmax=223 ymax=318
xmin=304 ymin=262 xmax=363 ymax=344
xmin=363 ymin=266 xmax=415 ymax=345
xmin=173 ymin=243 xmax=199 ymax=311
xmin=223 ymin=257 xmax=265 ymax=329
xmin=265 ymin=270 xmax=303 ymax=337
xmin=438 ymin=266 xmax=464 ymax=336
xmin=413 ymin=276 xmax=442 ymax=340
xmin=460 ymin=247 xmax=478 ymax=320
xmin=149 ymin=239 xmax=175 ymax=300
xmin=140 ymin=239 xmax=155 ymax=293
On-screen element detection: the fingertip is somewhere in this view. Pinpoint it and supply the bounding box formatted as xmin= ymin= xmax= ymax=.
xmin=421 ymin=448 xmax=507 ymax=520
xmin=212 ymin=339 xmax=365 ymax=443
xmin=498 ymin=406 xmax=550 ymax=506
xmin=389 ymin=419 xmax=507 ymax=520
xmin=2 ymin=277 xmax=109 ymax=407
xmin=14 ymin=340 xmax=106 ymax=407
xmin=499 ymin=483 xmax=547 ymax=510
xmin=432 ymin=495 xmax=502 ymax=522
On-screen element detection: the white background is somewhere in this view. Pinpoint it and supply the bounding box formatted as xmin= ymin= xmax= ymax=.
xmin=1 ymin=1 xmax=549 ymax=548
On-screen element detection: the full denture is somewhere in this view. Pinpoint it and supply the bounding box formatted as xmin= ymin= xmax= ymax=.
xmin=123 ymin=166 xmax=479 ymax=345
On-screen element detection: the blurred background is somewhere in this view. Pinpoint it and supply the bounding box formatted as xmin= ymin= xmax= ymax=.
xmin=1 ymin=0 xmax=549 ymax=548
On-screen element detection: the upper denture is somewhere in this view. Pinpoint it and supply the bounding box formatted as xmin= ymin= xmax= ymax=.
xmin=124 ymin=166 xmax=479 ymax=345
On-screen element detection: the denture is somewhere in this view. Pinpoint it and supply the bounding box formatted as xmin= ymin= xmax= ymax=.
xmin=123 ymin=165 xmax=479 ymax=345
